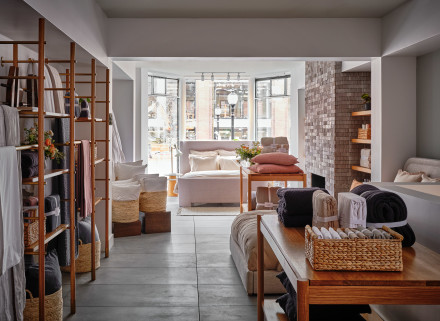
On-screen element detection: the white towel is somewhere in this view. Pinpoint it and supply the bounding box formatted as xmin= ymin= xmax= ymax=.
xmin=0 ymin=107 xmax=6 ymax=147
xmin=0 ymin=147 xmax=22 ymax=275
xmin=312 ymin=190 xmax=339 ymax=228
xmin=312 ymin=226 xmax=323 ymax=239
xmin=1 ymin=106 xmax=20 ymax=147
xmin=329 ymin=227 xmax=341 ymax=239
xmin=320 ymin=227 xmax=332 ymax=239
xmin=338 ymin=192 xmax=367 ymax=228
xmin=140 ymin=177 xmax=167 ymax=193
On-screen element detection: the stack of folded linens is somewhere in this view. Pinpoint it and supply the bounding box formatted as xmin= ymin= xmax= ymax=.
xmin=312 ymin=190 xmax=338 ymax=229
xmin=250 ymin=152 xmax=302 ymax=174
xmin=255 ymin=186 xmax=280 ymax=210
xmin=21 ymin=151 xmax=38 ymax=178
xmin=275 ymin=272 xmax=370 ymax=321
xmin=45 ymin=194 xmax=61 ymax=233
xmin=260 ymin=136 xmax=289 ymax=154
xmin=277 ymin=188 xmax=328 ymax=227
xmin=337 ymin=192 xmax=367 ymax=228
xmin=360 ymin=148 xmax=371 ymax=169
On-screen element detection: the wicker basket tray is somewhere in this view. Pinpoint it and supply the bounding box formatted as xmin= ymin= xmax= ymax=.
xmin=23 ymin=214 xmax=46 ymax=248
xmin=358 ymin=128 xmax=371 ymax=140
xmin=305 ymin=225 xmax=403 ymax=271
xmin=139 ymin=191 xmax=167 ymax=213
xmin=24 ymin=288 xmax=63 ymax=321
xmin=112 ymin=199 xmax=139 ymax=223
xmin=61 ymin=240 xmax=101 ymax=273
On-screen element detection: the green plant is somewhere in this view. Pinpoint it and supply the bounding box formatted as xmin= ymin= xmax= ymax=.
xmin=235 ymin=141 xmax=262 ymax=162
xmin=361 ymin=93 xmax=371 ymax=103
xmin=23 ymin=122 xmax=65 ymax=163
xmin=79 ymin=98 xmax=91 ymax=104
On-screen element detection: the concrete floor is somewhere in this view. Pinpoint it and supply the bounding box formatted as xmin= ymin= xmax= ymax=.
xmin=62 ymin=198 xmax=257 ymax=320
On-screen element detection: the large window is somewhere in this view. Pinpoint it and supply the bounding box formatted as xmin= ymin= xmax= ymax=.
xmin=148 ymin=76 xmax=179 ymax=175
xmin=255 ymin=76 xmax=291 ymax=141
xmin=184 ymin=80 xmax=249 ymax=141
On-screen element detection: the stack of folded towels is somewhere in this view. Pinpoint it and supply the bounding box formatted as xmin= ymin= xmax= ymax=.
xmin=255 ymin=186 xmax=280 ymax=210
xmin=275 ymin=271 xmax=370 ymax=321
xmin=249 ymin=152 xmax=303 ymax=174
xmin=312 ymin=190 xmax=339 ymax=229
xmin=311 ymin=226 xmax=394 ymax=240
xmin=21 ymin=150 xmax=38 ymax=178
xmin=277 ymin=188 xmax=328 ymax=227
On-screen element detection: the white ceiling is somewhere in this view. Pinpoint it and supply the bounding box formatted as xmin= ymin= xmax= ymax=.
xmin=95 ymin=0 xmax=409 ymax=18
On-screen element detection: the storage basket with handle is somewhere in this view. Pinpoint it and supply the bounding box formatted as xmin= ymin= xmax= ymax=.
xmin=305 ymin=225 xmax=403 ymax=271
xmin=23 ymin=207 xmax=46 ymax=247
xmin=23 ymin=288 xmax=63 ymax=321
xmin=61 ymin=240 xmax=101 ymax=273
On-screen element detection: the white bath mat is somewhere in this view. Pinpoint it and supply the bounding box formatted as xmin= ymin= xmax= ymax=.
xmin=177 ymin=207 xmax=241 ymax=216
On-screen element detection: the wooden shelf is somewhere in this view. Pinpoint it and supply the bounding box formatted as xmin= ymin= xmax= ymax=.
xmin=16 ymin=144 xmax=38 ymax=151
xmin=18 ymin=107 xmax=70 ymax=118
xmin=351 ymin=138 xmax=371 ymax=144
xmin=263 ymin=300 xmax=288 ymax=321
xmin=352 ymin=110 xmax=371 ymax=116
xmin=22 ymin=168 xmax=69 ymax=183
xmin=352 ymin=165 xmax=372 ymax=174
xmin=75 ymin=117 xmax=103 ymax=122
xmin=94 ymin=158 xmax=105 ymax=165
xmin=25 ymin=224 xmax=69 ymax=252
xmin=94 ymin=197 xmax=103 ymax=206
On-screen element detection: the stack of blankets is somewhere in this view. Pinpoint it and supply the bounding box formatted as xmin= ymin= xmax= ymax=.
xmin=260 ymin=136 xmax=289 ymax=154
xmin=275 ymin=271 xmax=370 ymax=321
xmin=277 ymin=188 xmax=329 ymax=227
xmin=44 ymin=194 xmax=61 ymax=233
xmin=255 ymin=186 xmax=280 ymax=210
xmin=338 ymin=184 xmax=416 ymax=247
xmin=249 ymin=152 xmax=303 ymax=174
xmin=312 ymin=190 xmax=339 ymax=229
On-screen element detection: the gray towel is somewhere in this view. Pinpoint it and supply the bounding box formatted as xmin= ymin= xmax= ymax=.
xmin=0 ymin=107 xmax=6 ymax=147
xmin=1 ymin=106 xmax=20 ymax=146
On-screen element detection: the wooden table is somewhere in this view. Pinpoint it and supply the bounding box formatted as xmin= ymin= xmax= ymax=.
xmin=240 ymin=166 xmax=307 ymax=213
xmin=257 ymin=215 xmax=440 ymax=321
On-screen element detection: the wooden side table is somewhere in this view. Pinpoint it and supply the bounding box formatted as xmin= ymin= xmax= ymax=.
xmin=240 ymin=166 xmax=307 ymax=213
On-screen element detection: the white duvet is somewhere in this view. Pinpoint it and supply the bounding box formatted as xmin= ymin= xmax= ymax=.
xmin=182 ymin=170 xmax=240 ymax=179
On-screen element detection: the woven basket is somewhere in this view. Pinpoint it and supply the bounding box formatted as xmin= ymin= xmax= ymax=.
xmin=358 ymin=128 xmax=371 ymax=140
xmin=305 ymin=225 xmax=403 ymax=271
xmin=23 ymin=215 xmax=46 ymax=248
xmin=139 ymin=191 xmax=167 ymax=213
xmin=112 ymin=199 xmax=139 ymax=223
xmin=23 ymin=288 xmax=63 ymax=321
xmin=61 ymin=240 xmax=101 ymax=273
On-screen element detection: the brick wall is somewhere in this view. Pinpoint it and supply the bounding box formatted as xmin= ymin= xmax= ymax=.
xmin=305 ymin=62 xmax=370 ymax=196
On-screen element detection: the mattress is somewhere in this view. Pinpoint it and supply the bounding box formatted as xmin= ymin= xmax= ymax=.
xmin=231 ymin=210 xmax=282 ymax=272
xmin=182 ymin=170 xmax=240 ymax=179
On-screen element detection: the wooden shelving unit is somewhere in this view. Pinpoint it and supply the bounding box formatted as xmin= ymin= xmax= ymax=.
xmin=351 ymin=109 xmax=372 ymax=176
xmin=22 ymin=169 xmax=69 ymax=183
xmin=352 ymin=110 xmax=371 ymax=116
xmin=25 ymin=224 xmax=70 ymax=253
xmin=351 ymin=138 xmax=371 ymax=144
xmin=352 ymin=165 xmax=372 ymax=174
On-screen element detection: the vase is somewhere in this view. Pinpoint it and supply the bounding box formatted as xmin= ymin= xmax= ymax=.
xmin=240 ymin=159 xmax=251 ymax=167
xmin=364 ymin=102 xmax=371 ymax=110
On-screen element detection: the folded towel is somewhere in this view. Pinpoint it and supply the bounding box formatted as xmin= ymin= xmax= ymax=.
xmin=361 ymin=190 xmax=415 ymax=247
xmin=21 ymin=151 xmax=38 ymax=168
xmin=350 ymin=183 xmax=379 ymax=196
xmin=367 ymin=227 xmax=384 ymax=239
xmin=44 ymin=195 xmax=60 ymax=215
xmin=345 ymin=228 xmax=359 ymax=239
xmin=352 ymin=229 xmax=367 ymax=239
xmin=336 ymin=228 xmax=349 ymax=239
xmin=21 ymin=166 xmax=38 ymax=178
xmin=338 ymin=192 xmax=367 ymax=228
xmin=64 ymin=92 xmax=80 ymax=117
xmin=312 ymin=226 xmax=323 ymax=239
xmin=320 ymin=227 xmax=332 ymax=239
xmin=312 ymin=190 xmax=339 ymax=228
xmin=256 ymin=186 xmax=280 ymax=210
xmin=1 ymin=105 xmax=20 ymax=146
xmin=23 ymin=196 xmax=38 ymax=207
xmin=79 ymin=99 xmax=90 ymax=118
xmin=328 ymin=227 xmax=341 ymax=239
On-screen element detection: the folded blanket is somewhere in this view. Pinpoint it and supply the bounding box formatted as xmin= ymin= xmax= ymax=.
xmin=25 ymin=250 xmax=61 ymax=298
xmin=44 ymin=195 xmax=60 ymax=215
xmin=78 ymin=217 xmax=100 ymax=244
xmin=249 ymin=163 xmax=302 ymax=174
xmin=361 ymin=190 xmax=415 ymax=247
xmin=79 ymin=99 xmax=90 ymax=118
xmin=64 ymin=92 xmax=80 ymax=117
xmin=21 ymin=165 xmax=38 ymax=178
xmin=140 ymin=176 xmax=167 ymax=193
xmin=350 ymin=183 xmax=379 ymax=196
xmin=21 ymin=151 xmax=38 ymax=168
xmin=256 ymin=186 xmax=280 ymax=210
xmin=251 ymin=152 xmax=298 ymax=166
xmin=277 ymin=188 xmax=328 ymax=227
xmin=312 ymin=190 xmax=338 ymax=228
xmin=337 ymin=192 xmax=367 ymax=228
xmin=23 ymin=196 xmax=38 ymax=207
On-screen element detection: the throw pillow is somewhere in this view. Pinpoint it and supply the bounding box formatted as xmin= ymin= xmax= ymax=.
xmin=189 ymin=155 xmax=218 ymax=172
xmin=216 ymin=149 xmax=236 ymax=156
xmin=249 ymin=163 xmax=303 ymax=174
xmin=421 ymin=174 xmax=440 ymax=182
xmin=251 ymin=152 xmax=298 ymax=166
xmin=218 ymin=156 xmax=240 ymax=170
xmin=116 ymin=164 xmax=147 ymax=180
xmin=350 ymin=179 xmax=363 ymax=191
xmin=394 ymin=169 xmax=423 ymax=182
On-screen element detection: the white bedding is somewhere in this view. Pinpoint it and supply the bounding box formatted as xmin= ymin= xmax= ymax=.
xmin=182 ymin=170 xmax=240 ymax=179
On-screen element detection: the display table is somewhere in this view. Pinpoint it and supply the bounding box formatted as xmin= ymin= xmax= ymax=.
xmin=240 ymin=166 xmax=307 ymax=213
xmin=257 ymin=215 xmax=440 ymax=321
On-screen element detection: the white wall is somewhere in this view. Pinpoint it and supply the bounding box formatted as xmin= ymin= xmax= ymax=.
xmin=107 ymin=18 xmax=380 ymax=58
xmin=290 ymin=63 xmax=306 ymax=161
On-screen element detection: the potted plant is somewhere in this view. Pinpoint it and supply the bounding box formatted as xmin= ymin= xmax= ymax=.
xmin=361 ymin=93 xmax=371 ymax=110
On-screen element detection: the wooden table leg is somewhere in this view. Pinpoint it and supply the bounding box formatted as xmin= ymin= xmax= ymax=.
xmin=302 ymin=173 xmax=307 ymax=188
xmin=257 ymin=215 xmax=264 ymax=321
xmin=297 ymin=280 xmax=310 ymax=321
xmin=240 ymin=167 xmax=243 ymax=213
xmin=284 ymin=180 xmax=287 ymax=188
xmin=247 ymin=176 xmax=252 ymax=212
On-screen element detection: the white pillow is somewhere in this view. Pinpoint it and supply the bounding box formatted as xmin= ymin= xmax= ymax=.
xmin=218 ymin=156 xmax=240 ymax=170
xmin=189 ymin=155 xmax=218 ymax=172
xmin=190 ymin=150 xmax=218 ymax=157
xmin=116 ymin=164 xmax=147 ymax=180
xmin=139 ymin=176 xmax=167 ymax=192
xmin=421 ymin=174 xmax=440 ymax=182
xmin=112 ymin=183 xmax=141 ymax=201
xmin=394 ymin=169 xmax=423 ymax=183
xmin=217 ymin=149 xmax=237 ymax=156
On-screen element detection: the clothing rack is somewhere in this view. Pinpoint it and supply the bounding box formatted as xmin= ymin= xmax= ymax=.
xmin=0 ymin=18 xmax=77 ymax=319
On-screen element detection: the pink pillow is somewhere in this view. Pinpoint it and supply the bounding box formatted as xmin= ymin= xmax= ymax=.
xmin=251 ymin=152 xmax=298 ymax=166
xmin=249 ymin=164 xmax=303 ymax=174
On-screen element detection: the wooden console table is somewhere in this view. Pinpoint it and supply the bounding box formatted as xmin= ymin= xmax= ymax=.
xmin=240 ymin=166 xmax=307 ymax=213
xmin=257 ymin=215 xmax=440 ymax=321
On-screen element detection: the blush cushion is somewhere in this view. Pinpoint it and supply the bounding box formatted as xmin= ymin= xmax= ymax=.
xmin=251 ymin=152 xmax=298 ymax=166
xmin=249 ymin=164 xmax=303 ymax=174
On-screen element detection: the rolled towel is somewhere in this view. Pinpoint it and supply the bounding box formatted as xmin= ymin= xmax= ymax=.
xmin=336 ymin=228 xmax=349 ymax=239
xmin=367 ymin=227 xmax=384 ymax=239
xmin=24 ymin=196 xmax=38 ymax=206
xmin=356 ymin=226 xmax=374 ymax=239
xmin=328 ymin=227 xmax=341 ymax=239
xmin=312 ymin=226 xmax=323 ymax=239
xmin=361 ymin=189 xmax=415 ymax=247
xmin=345 ymin=228 xmax=359 ymax=239
xmin=320 ymin=227 xmax=332 ymax=239
xmin=21 ymin=150 xmax=39 ymax=167
xmin=352 ymin=229 xmax=367 ymax=239
xmin=350 ymin=183 xmax=379 ymax=196
xmin=312 ymin=190 xmax=339 ymax=228
xmin=338 ymin=192 xmax=367 ymax=228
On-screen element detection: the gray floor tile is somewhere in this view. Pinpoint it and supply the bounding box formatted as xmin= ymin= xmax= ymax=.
xmin=198 ymin=285 xmax=256 ymax=306
xmin=112 ymin=242 xmax=196 ymax=254
xmin=196 ymin=242 xmax=231 ymax=254
xmin=138 ymin=233 xmax=195 ymax=244
xmin=64 ymin=284 xmax=199 ymax=307
xmin=100 ymin=253 xmax=196 ymax=268
xmin=194 ymin=220 xmax=233 ymax=228
xmin=200 ymin=305 xmax=257 ymax=321
xmin=63 ymin=307 xmax=199 ymax=321
xmin=170 ymin=226 xmax=196 ymax=235
xmin=197 ymin=253 xmax=235 ymax=268
xmin=74 ymin=267 xmax=197 ymax=285
xmin=197 ymin=267 xmax=242 ymax=285
xmin=194 ymin=215 xmax=236 ymax=221
xmin=195 ymin=226 xmax=232 ymax=235
xmin=196 ymin=234 xmax=231 ymax=244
